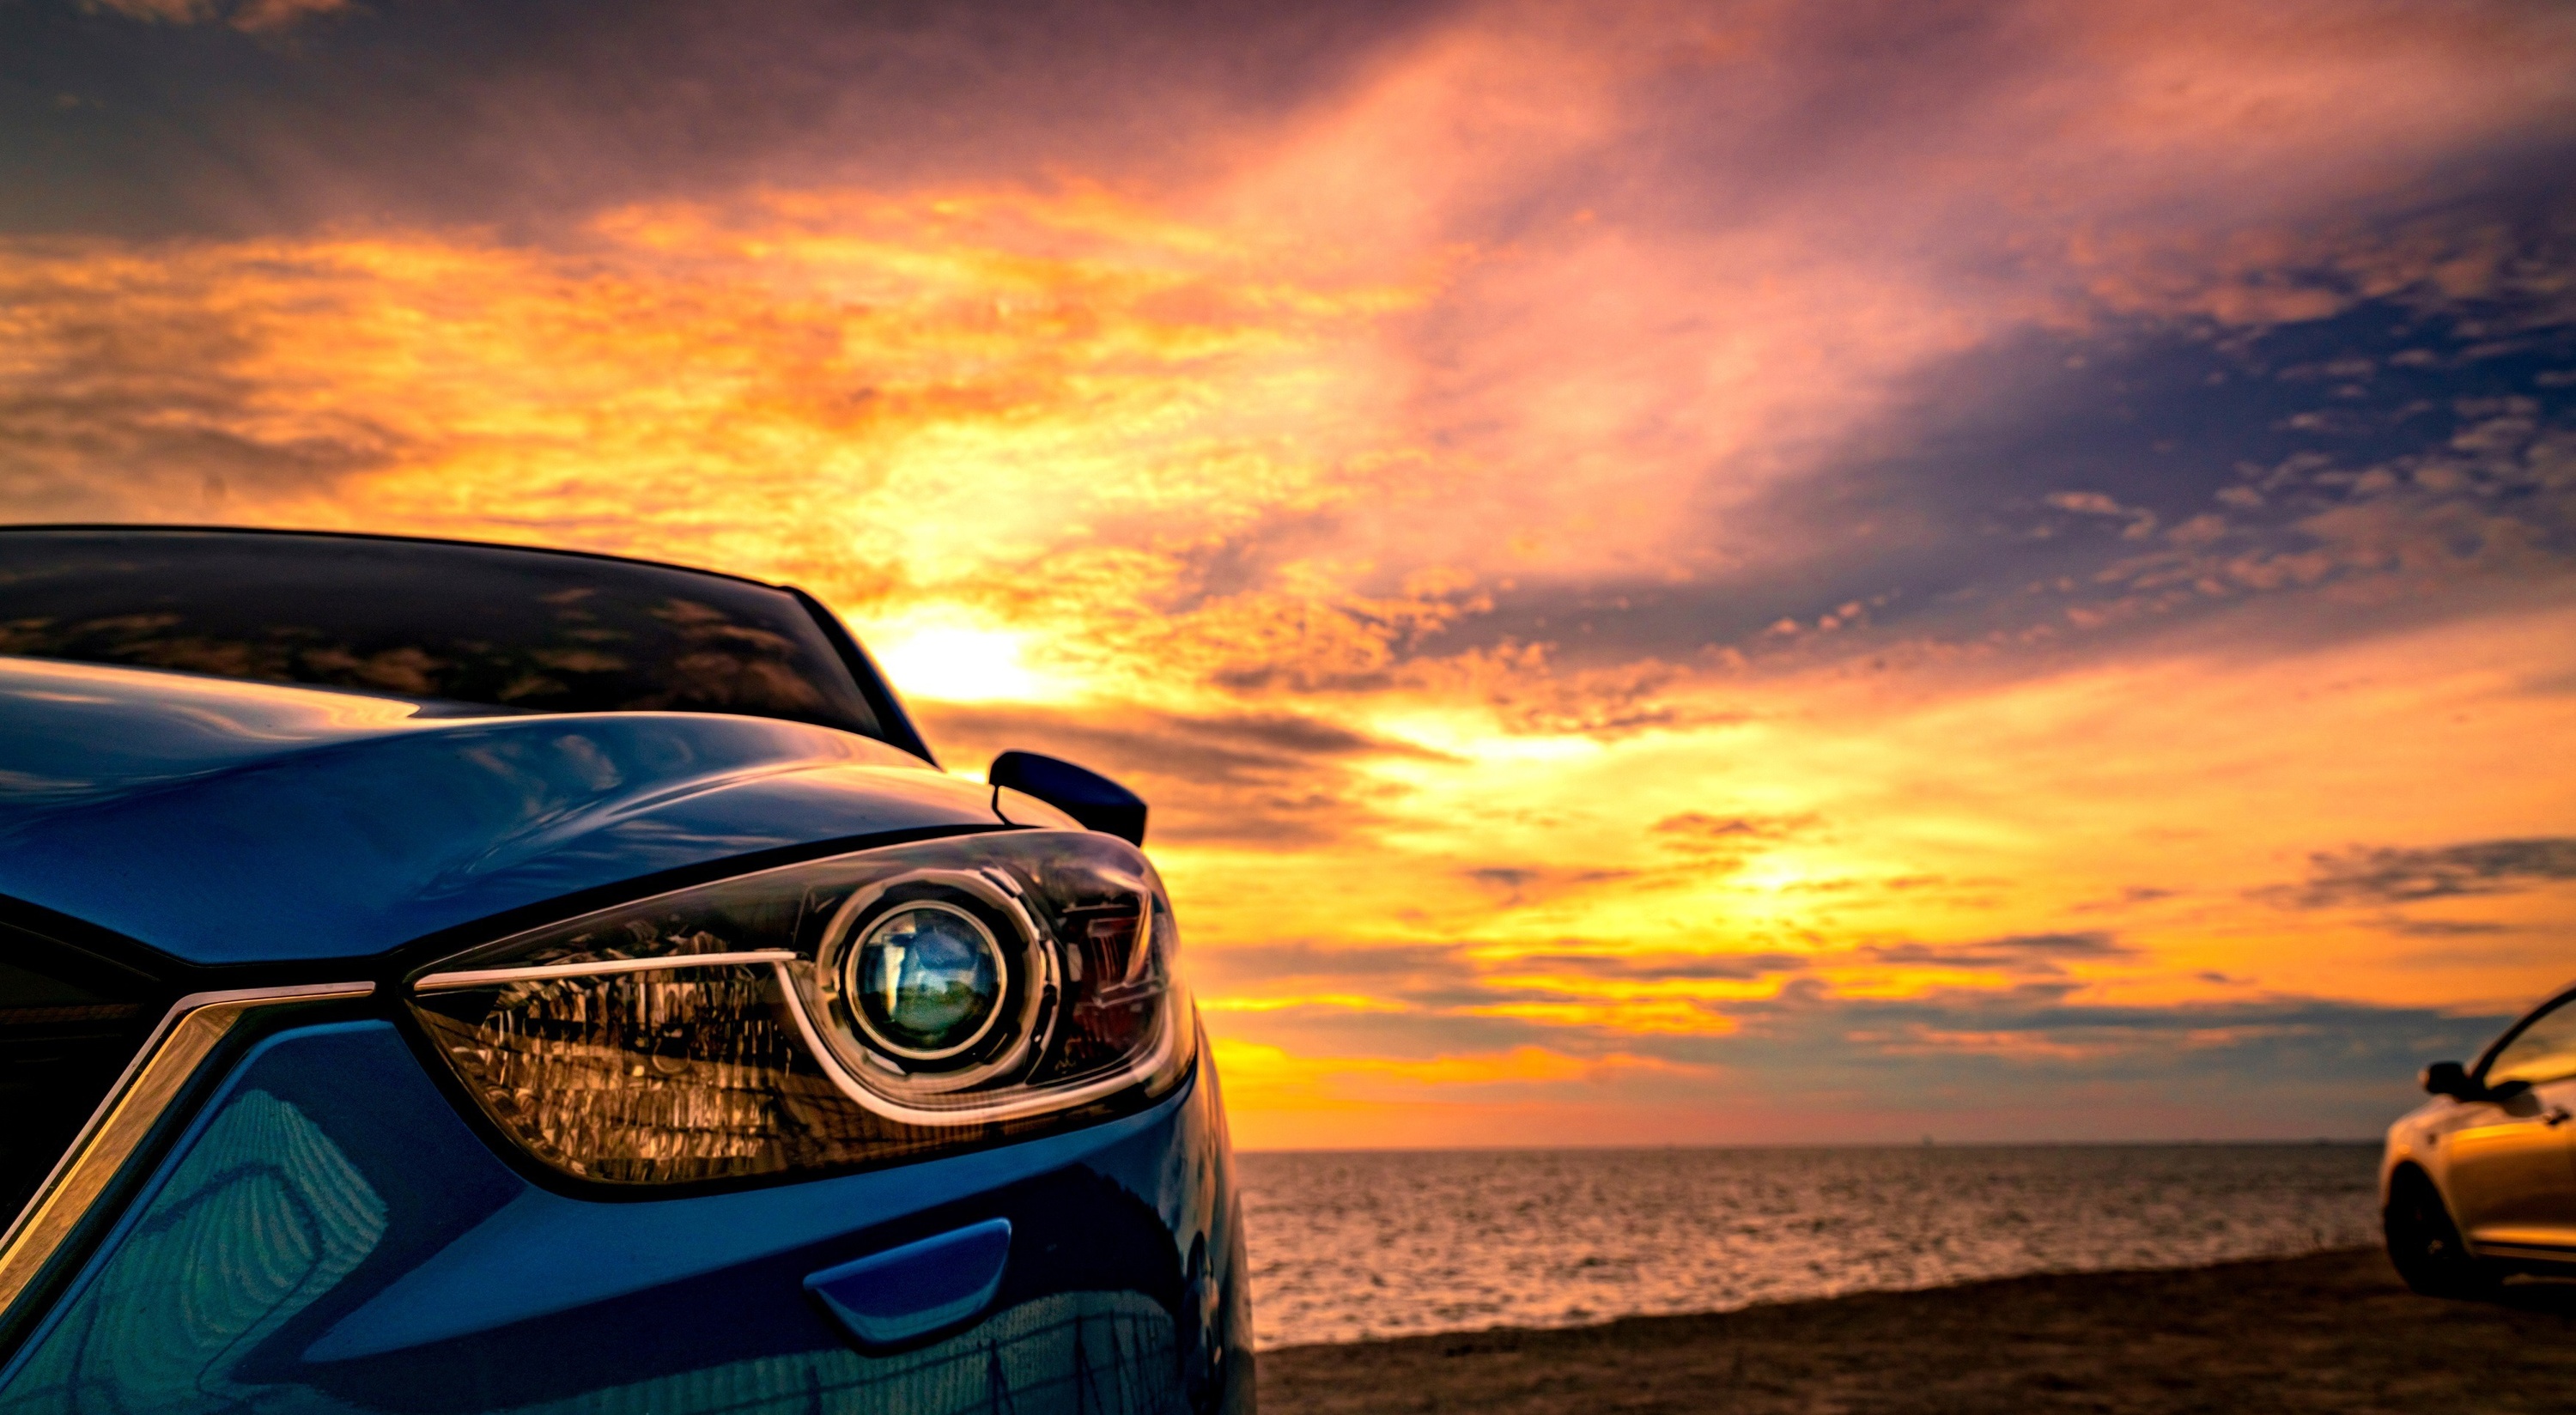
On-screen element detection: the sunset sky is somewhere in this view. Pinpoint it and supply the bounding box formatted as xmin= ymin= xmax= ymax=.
xmin=5 ymin=0 xmax=2573 ymax=1146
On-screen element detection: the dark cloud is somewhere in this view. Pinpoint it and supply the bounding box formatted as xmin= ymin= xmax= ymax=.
xmin=2263 ymin=836 xmax=2576 ymax=908
xmin=1674 ymin=985 xmax=2524 ymax=1133
xmin=1191 ymin=938 xmax=1812 ymax=1010
xmin=0 ymin=258 xmax=408 ymax=518
xmin=1188 ymin=940 xmax=1467 ymax=992
xmin=1219 ymin=1004 xmax=1565 ymax=1061
xmin=920 ymin=701 xmax=1442 ymax=776
xmin=1495 ymin=950 xmax=1808 ymax=981
xmin=1456 ymin=865 xmax=1637 ymax=908
xmin=1218 ymin=975 xmax=2521 ymax=1134
xmin=2 ymin=0 xmax=1456 ymax=237
xmin=81 ymin=0 xmax=353 ymax=36
xmin=913 ymin=700 xmax=1446 ymax=846
xmin=1773 ymin=873 xmax=1951 ymax=897
xmin=2376 ymin=918 xmax=2511 ymax=938
xmin=1409 ymin=236 xmax=2576 ymax=676
xmin=6 ymin=0 xmax=2571 ymax=1144
xmin=2074 ymin=886 xmax=2178 ymax=914
xmin=1862 ymin=931 xmax=2135 ymax=974
xmin=1735 ymin=977 xmax=2403 ymax=1039
xmin=1649 ymin=810 xmax=1819 ymax=851
xmin=13 ymin=0 xmax=2573 ymax=685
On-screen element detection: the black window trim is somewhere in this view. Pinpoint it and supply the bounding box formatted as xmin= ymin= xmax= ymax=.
xmin=783 ymin=584 xmax=936 ymax=767
xmin=0 ymin=523 xmax=939 ymax=766
xmin=2472 ymin=981 xmax=2576 ymax=1087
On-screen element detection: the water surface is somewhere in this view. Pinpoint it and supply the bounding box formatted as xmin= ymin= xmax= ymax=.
xmin=1237 ymin=1145 xmax=2381 ymax=1348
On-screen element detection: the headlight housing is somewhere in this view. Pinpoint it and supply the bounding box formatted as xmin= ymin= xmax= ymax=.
xmin=405 ymin=830 xmax=1191 ymax=1187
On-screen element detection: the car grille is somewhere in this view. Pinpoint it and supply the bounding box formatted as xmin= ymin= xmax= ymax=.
xmin=0 ymin=929 xmax=158 ymax=1232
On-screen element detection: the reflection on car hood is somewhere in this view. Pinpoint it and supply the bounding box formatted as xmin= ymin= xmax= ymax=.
xmin=0 ymin=657 xmax=1000 ymax=966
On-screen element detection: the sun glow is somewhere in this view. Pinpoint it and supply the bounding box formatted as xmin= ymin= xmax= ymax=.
xmin=6 ymin=0 xmax=2573 ymax=1145
xmin=861 ymin=620 xmax=1055 ymax=705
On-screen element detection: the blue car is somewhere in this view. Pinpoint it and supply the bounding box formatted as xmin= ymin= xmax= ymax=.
xmin=0 ymin=526 xmax=1254 ymax=1413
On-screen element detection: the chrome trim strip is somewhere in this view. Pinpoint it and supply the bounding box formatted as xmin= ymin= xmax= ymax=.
xmin=415 ymin=948 xmax=1177 ymax=1129
xmin=770 ymin=959 xmax=1183 ymax=1129
xmin=411 ymin=951 xmax=801 ymax=992
xmin=0 ymin=982 xmax=374 ymax=1320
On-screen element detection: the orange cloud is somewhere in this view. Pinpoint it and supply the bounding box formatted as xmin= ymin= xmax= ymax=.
xmin=7 ymin=0 xmax=2573 ymax=1143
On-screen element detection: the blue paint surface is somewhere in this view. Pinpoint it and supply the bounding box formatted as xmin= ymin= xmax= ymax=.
xmin=0 ymin=1021 xmax=1253 ymax=1413
xmin=0 ymin=657 xmax=999 ymax=963
xmin=0 ymin=656 xmax=1255 ymax=1412
xmin=805 ymin=1218 xmax=1014 ymax=1347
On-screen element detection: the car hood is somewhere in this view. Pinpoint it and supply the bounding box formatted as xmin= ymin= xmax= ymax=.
xmin=0 ymin=656 xmax=1003 ymax=967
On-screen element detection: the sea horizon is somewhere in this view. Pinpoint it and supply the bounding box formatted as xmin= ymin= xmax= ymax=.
xmin=1234 ymin=1136 xmax=2385 ymax=1154
xmin=1237 ymin=1143 xmax=2383 ymax=1348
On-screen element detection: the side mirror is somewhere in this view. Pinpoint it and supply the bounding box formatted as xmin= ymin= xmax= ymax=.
xmin=989 ymin=750 xmax=1148 ymax=846
xmin=2421 ymin=1061 xmax=2472 ymax=1098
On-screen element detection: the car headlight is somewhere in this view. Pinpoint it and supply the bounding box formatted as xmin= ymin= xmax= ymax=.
xmin=404 ymin=829 xmax=1191 ymax=1187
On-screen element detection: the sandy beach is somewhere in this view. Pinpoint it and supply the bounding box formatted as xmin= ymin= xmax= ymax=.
xmin=1259 ymin=1248 xmax=2576 ymax=1413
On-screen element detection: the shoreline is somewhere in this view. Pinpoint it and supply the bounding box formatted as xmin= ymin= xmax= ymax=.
xmin=1258 ymin=1248 xmax=2576 ymax=1413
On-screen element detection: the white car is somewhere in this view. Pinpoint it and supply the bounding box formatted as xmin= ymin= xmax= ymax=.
xmin=2383 ymin=981 xmax=2576 ymax=1295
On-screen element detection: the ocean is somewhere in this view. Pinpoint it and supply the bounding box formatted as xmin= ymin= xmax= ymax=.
xmin=1236 ymin=1144 xmax=2383 ymax=1348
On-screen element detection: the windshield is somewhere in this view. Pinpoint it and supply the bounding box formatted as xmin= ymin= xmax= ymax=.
xmin=0 ymin=529 xmax=899 ymax=744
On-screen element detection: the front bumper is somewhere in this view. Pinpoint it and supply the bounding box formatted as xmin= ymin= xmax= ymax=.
xmin=0 ymin=1010 xmax=1251 ymax=1413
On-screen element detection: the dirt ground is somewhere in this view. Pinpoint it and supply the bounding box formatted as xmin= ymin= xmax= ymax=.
xmin=1256 ymin=1248 xmax=2576 ymax=1414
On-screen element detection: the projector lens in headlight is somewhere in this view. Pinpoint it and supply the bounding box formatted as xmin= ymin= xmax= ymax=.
xmin=404 ymin=830 xmax=1191 ymax=1187
xmin=848 ymin=903 xmax=1004 ymax=1059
